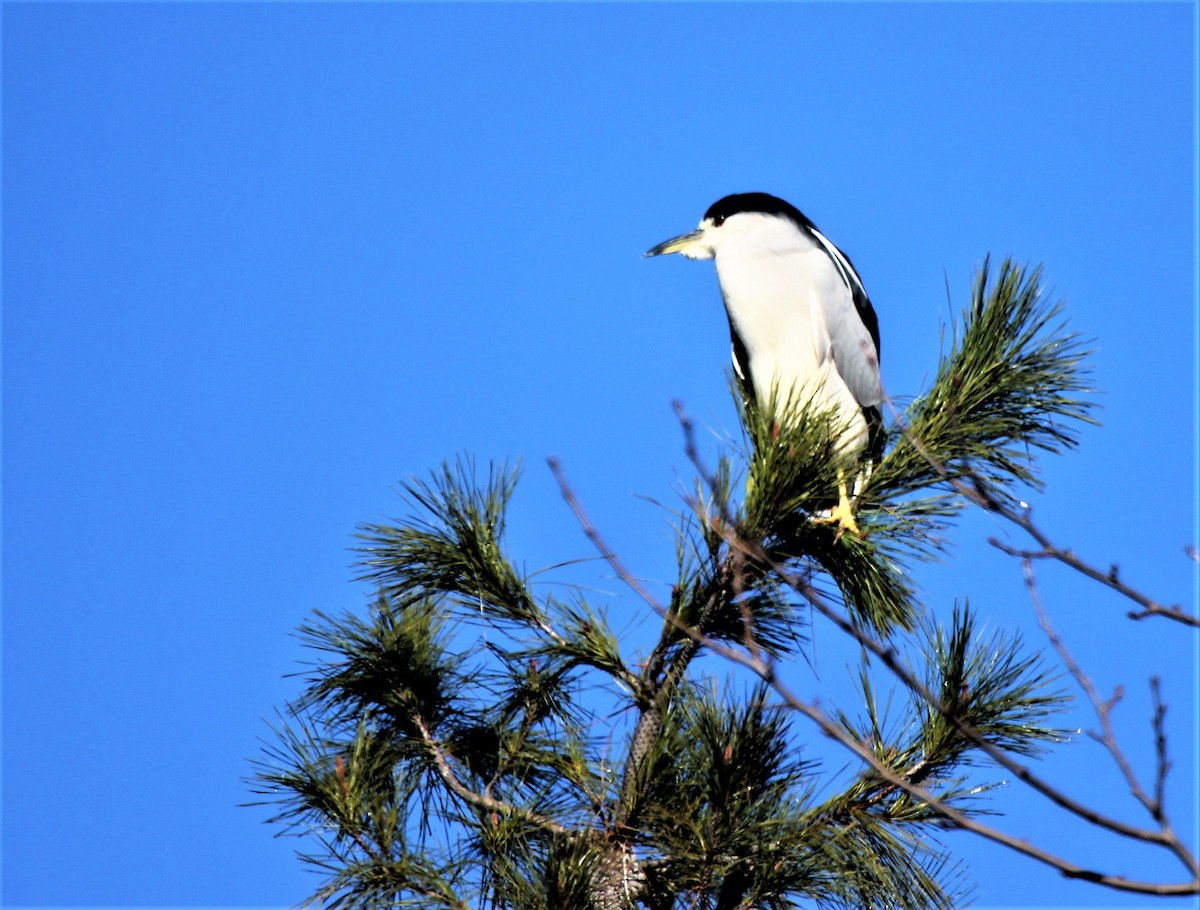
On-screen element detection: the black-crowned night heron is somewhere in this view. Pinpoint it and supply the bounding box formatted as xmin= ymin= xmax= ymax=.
xmin=645 ymin=192 xmax=883 ymax=534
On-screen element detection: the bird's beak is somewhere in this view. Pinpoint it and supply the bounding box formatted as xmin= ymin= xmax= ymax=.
xmin=643 ymin=229 xmax=705 ymax=258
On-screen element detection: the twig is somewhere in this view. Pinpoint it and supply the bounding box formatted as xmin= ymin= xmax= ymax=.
xmin=724 ymin=645 xmax=1199 ymax=896
xmin=547 ymin=457 xmax=665 ymax=618
xmin=885 ymin=407 xmax=1197 ymax=628
xmin=548 ymin=452 xmax=744 ymax=829
xmin=1149 ymin=677 xmax=1171 ymax=824
xmin=990 ymin=535 xmax=1197 ymax=628
xmin=1022 ymin=558 xmax=1163 ymax=818
xmin=672 ymin=404 xmax=1198 ymax=893
xmin=758 ymin=534 xmax=1175 ymax=847
xmin=408 ymin=708 xmax=569 ymax=836
xmin=660 ymin=515 xmax=1199 ymax=893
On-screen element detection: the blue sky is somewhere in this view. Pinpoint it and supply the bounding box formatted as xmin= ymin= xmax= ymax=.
xmin=2 ymin=2 xmax=1196 ymax=907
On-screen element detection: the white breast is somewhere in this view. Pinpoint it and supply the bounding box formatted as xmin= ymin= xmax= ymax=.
xmin=714 ymin=231 xmax=869 ymax=453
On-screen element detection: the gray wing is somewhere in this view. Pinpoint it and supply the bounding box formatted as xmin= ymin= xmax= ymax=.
xmin=809 ymin=227 xmax=882 ymax=410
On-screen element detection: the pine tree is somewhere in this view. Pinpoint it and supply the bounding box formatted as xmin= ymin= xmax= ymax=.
xmin=250 ymin=259 xmax=1100 ymax=909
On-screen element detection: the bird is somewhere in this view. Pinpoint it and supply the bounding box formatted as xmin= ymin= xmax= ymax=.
xmin=644 ymin=192 xmax=883 ymax=535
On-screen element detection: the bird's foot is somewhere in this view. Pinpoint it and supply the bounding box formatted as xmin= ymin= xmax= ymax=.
xmin=811 ymin=478 xmax=861 ymax=540
xmin=812 ymin=502 xmax=860 ymax=540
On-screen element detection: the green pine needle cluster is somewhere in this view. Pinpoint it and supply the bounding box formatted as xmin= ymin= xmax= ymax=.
xmin=917 ymin=604 xmax=1071 ymax=764
xmin=251 ymin=259 xmax=1094 ymax=909
xmin=869 ymin=257 xmax=1096 ymax=506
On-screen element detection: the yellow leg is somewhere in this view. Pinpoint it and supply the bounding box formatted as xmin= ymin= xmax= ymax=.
xmin=814 ymin=469 xmax=861 ymax=538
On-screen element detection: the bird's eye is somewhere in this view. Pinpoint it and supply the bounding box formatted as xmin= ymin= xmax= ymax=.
xmin=712 ymin=215 xmax=726 ymax=227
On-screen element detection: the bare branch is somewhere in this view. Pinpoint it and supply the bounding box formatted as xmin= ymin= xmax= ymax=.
xmin=606 ymin=539 xmax=1200 ymax=896
xmin=776 ymin=545 xmax=1174 ymax=846
xmin=727 ymin=646 xmax=1199 ymax=897
xmin=548 ymin=452 xmax=745 ymax=832
xmin=680 ymin=533 xmax=1198 ymax=892
xmin=991 ymin=533 xmax=1198 ymax=628
xmin=547 ymin=456 xmax=666 ymax=618
xmin=1023 ymin=558 xmax=1163 ymax=819
xmin=1149 ymin=677 xmax=1171 ymax=825
xmin=882 ymin=402 xmax=1197 ymax=629
xmin=408 ymin=708 xmax=570 ymax=837
xmin=665 ymin=404 xmax=1199 ymax=895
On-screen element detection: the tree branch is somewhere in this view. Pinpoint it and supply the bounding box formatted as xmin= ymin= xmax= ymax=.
xmin=1022 ymin=558 xmax=1198 ymax=881
xmin=408 ymin=708 xmax=569 ymax=837
xmin=662 ymin=403 xmax=1199 ymax=895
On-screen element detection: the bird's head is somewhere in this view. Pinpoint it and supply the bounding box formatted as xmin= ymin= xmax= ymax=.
xmin=644 ymin=192 xmax=817 ymax=261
